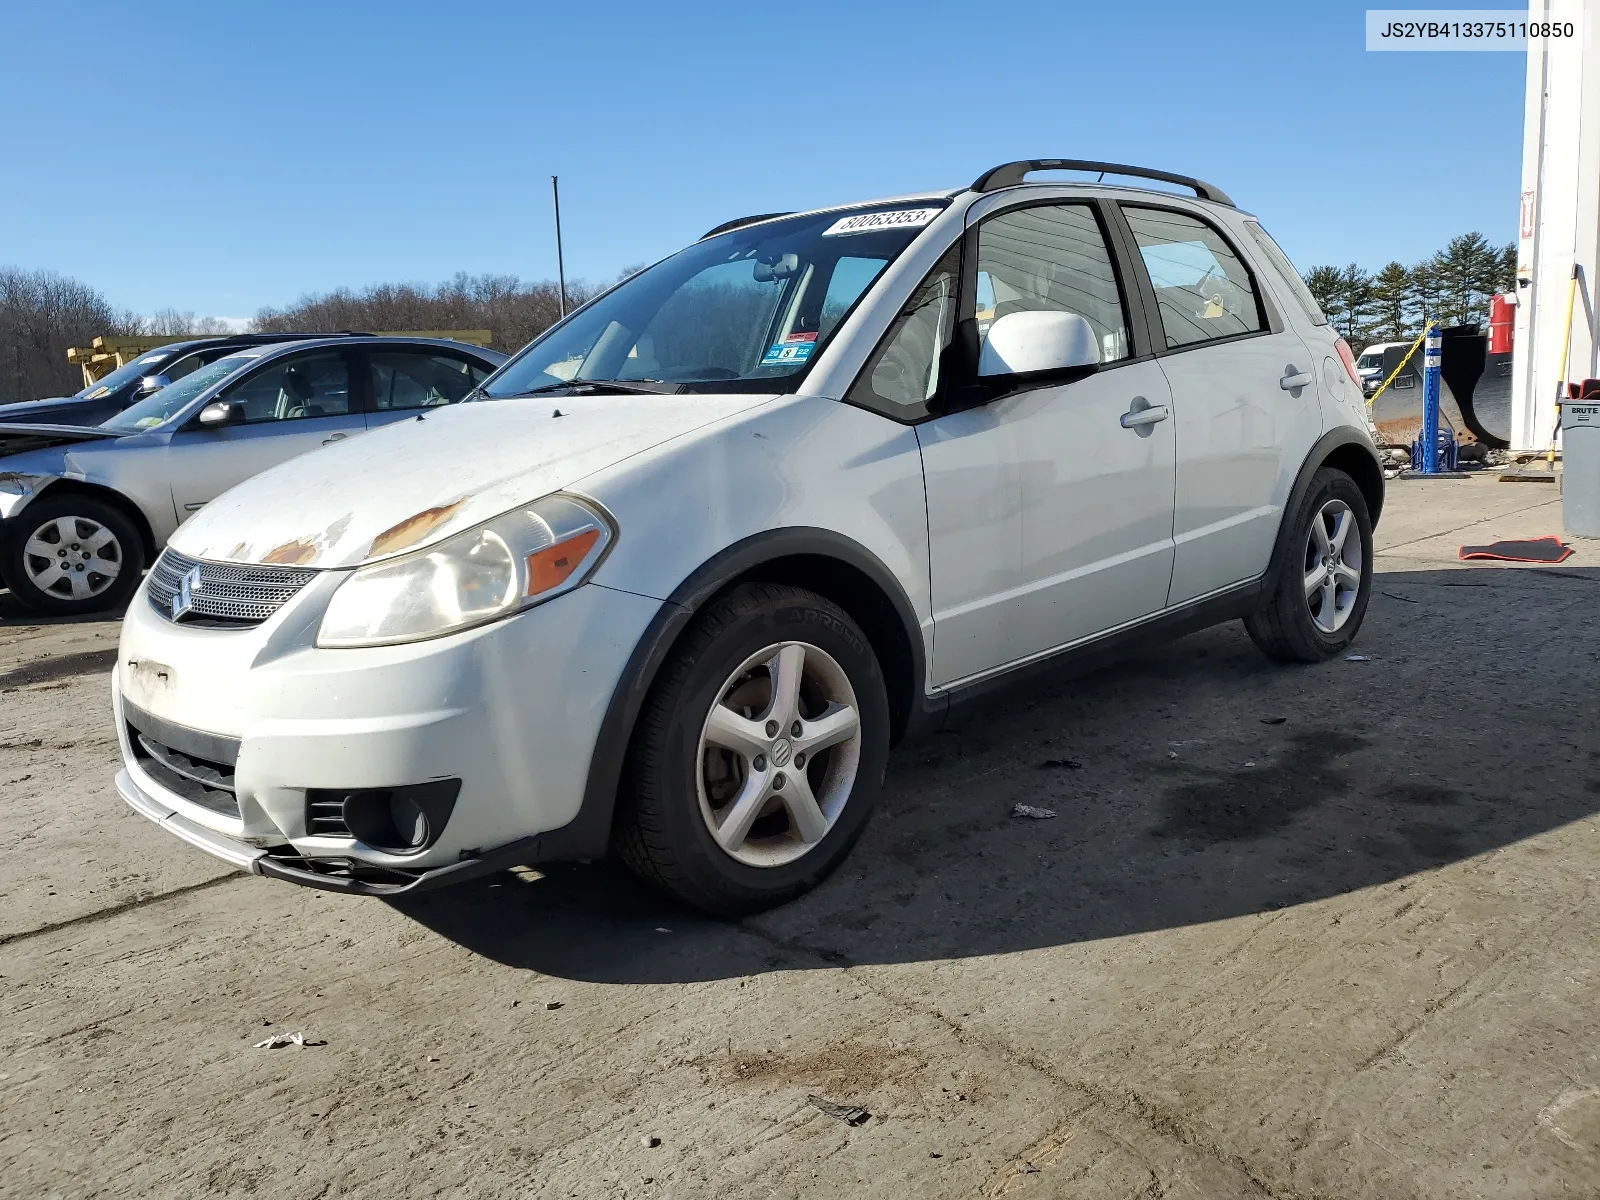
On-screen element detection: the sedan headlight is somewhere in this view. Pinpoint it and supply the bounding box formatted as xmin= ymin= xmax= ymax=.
xmin=317 ymin=494 xmax=614 ymax=648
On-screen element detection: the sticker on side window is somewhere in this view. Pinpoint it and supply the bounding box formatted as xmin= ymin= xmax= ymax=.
xmin=760 ymin=332 xmax=818 ymax=367
xmin=821 ymin=208 xmax=942 ymax=237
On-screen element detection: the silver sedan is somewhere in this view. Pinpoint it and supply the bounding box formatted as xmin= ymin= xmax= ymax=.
xmin=0 ymin=336 xmax=506 ymax=614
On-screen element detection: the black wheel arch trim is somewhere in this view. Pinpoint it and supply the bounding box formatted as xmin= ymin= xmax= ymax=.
xmin=539 ymin=527 xmax=933 ymax=862
xmin=1267 ymin=429 xmax=1385 ymax=590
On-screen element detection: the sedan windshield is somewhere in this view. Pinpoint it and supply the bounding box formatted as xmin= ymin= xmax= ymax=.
xmin=100 ymin=354 xmax=258 ymax=432
xmin=75 ymin=348 xmax=177 ymax=401
xmin=482 ymin=204 xmax=947 ymax=397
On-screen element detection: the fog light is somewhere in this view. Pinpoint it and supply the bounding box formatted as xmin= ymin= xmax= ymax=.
xmin=309 ymin=780 xmax=460 ymax=855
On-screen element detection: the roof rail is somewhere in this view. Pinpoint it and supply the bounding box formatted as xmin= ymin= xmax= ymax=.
xmin=700 ymin=212 xmax=794 ymax=240
xmin=970 ymin=159 xmax=1233 ymax=207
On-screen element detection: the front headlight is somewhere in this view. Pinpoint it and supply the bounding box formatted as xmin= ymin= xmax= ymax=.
xmin=317 ymin=494 xmax=614 ymax=648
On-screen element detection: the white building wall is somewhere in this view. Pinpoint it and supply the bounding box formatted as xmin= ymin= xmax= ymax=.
xmin=1514 ymin=0 xmax=1600 ymax=452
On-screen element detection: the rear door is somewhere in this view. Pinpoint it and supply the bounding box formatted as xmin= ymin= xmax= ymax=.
xmin=361 ymin=346 xmax=492 ymax=430
xmin=1116 ymin=204 xmax=1323 ymax=605
xmin=166 ymin=348 xmax=365 ymax=519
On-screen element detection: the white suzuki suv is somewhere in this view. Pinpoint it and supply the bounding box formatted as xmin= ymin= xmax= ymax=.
xmin=114 ymin=159 xmax=1381 ymax=914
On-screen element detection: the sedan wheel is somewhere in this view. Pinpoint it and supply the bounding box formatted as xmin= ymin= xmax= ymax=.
xmin=2 ymin=495 xmax=145 ymax=615
xmin=22 ymin=514 xmax=124 ymax=602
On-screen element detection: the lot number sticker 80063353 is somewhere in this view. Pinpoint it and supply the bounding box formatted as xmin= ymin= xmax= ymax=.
xmin=821 ymin=208 xmax=942 ymax=236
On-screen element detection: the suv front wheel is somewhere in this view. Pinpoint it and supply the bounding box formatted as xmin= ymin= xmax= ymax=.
xmin=1245 ymin=466 xmax=1374 ymax=662
xmin=614 ymin=583 xmax=890 ymax=915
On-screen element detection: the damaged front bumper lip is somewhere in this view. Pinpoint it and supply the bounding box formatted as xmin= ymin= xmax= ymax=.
xmin=115 ymin=768 xmax=541 ymax=897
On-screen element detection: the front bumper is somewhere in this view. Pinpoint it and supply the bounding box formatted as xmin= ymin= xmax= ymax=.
xmin=114 ymin=573 xmax=663 ymax=889
xmin=115 ymin=766 xmax=542 ymax=894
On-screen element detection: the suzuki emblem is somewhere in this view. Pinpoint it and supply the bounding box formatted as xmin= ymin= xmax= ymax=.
xmin=171 ymin=564 xmax=203 ymax=620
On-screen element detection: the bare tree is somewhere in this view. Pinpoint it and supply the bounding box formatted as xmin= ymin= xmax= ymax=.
xmin=142 ymin=308 xmax=236 ymax=336
xmin=252 ymin=273 xmax=603 ymax=354
xmin=0 ymin=267 xmax=137 ymax=405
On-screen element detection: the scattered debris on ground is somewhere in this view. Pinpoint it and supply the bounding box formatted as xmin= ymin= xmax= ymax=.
xmin=1011 ymin=804 xmax=1057 ymax=820
xmin=808 ymin=1095 xmax=871 ymax=1126
xmin=253 ymin=1032 xmax=325 ymax=1049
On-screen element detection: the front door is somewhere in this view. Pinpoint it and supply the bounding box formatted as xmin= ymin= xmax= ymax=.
xmin=915 ymin=201 xmax=1178 ymax=686
xmin=167 ymin=348 xmax=364 ymax=520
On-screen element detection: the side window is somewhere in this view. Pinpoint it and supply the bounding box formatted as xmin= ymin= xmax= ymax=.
xmin=847 ymin=244 xmax=961 ymax=418
xmin=1242 ymin=220 xmax=1328 ymax=326
xmin=368 ymin=351 xmax=484 ymax=410
xmin=161 ymin=353 xmax=206 ymax=383
xmin=975 ymin=203 xmax=1130 ymax=364
xmin=219 ymin=351 xmax=351 ymax=423
xmin=1122 ymin=207 xmax=1264 ymax=348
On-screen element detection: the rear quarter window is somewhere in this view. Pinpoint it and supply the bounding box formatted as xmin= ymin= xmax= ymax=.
xmin=1241 ymin=221 xmax=1329 ymax=327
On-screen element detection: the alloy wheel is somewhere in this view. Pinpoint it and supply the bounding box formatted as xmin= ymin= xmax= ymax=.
xmin=1303 ymin=498 xmax=1363 ymax=634
xmin=696 ymin=641 xmax=863 ymax=868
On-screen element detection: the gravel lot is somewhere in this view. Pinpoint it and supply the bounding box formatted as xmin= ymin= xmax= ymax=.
xmin=3 ymin=478 xmax=1598 ymax=1199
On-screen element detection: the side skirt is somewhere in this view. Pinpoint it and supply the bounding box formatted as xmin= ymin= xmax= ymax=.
xmin=915 ymin=576 xmax=1270 ymax=730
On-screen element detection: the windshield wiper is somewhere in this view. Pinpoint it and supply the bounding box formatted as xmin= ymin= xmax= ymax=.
xmin=494 ymin=378 xmax=680 ymax=398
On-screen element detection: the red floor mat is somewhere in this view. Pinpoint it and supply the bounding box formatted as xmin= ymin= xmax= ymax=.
xmin=1458 ymin=536 xmax=1574 ymax=563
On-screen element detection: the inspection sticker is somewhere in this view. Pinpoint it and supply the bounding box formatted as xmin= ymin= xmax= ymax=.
xmin=760 ymin=332 xmax=817 ymax=367
xmin=822 ymin=208 xmax=942 ymax=236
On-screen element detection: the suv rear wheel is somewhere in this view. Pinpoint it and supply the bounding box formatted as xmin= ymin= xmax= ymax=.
xmin=614 ymin=583 xmax=890 ymax=915
xmin=1245 ymin=467 xmax=1373 ymax=662
xmin=3 ymin=494 xmax=145 ymax=616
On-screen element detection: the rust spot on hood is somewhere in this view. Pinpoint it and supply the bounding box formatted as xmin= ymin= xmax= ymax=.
xmin=368 ymin=499 xmax=466 ymax=559
xmin=262 ymin=538 xmax=320 ymax=566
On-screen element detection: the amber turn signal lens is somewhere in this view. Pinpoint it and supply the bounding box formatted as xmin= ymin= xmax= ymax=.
xmin=525 ymin=528 xmax=601 ymax=596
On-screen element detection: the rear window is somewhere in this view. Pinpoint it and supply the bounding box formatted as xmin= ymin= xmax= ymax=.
xmin=1241 ymin=221 xmax=1329 ymax=327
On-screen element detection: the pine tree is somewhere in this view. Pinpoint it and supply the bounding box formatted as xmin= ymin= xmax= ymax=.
xmin=1368 ymin=261 xmax=1413 ymax=342
xmin=1409 ymin=258 xmax=1444 ymax=327
xmin=1302 ymin=265 xmax=1342 ymax=322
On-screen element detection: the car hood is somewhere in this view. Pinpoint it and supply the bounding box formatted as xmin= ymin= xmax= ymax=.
xmin=0 ymin=422 xmax=123 ymax=458
xmin=169 ymin=392 xmax=778 ymax=568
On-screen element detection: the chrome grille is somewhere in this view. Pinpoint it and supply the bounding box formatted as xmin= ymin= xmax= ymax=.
xmin=146 ymin=548 xmax=317 ymax=626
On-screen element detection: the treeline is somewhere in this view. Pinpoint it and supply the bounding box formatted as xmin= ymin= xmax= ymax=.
xmin=251 ymin=272 xmax=608 ymax=355
xmin=0 ymin=267 xmax=143 ymax=404
xmin=1302 ymin=232 xmax=1515 ymax=349
xmin=0 ymin=267 xmax=619 ymax=405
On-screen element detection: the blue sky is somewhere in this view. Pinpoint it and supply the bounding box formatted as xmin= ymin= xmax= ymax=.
xmin=0 ymin=0 xmax=1524 ymax=320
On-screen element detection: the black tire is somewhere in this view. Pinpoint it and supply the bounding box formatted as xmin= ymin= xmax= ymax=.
xmin=1244 ymin=467 xmax=1373 ymax=663
xmin=613 ymin=582 xmax=891 ymax=916
xmin=2 ymin=494 xmax=146 ymax=616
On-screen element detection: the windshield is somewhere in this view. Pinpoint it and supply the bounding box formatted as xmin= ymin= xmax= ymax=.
xmin=100 ymin=353 xmax=258 ymax=432
xmin=75 ymin=348 xmax=178 ymax=401
xmin=482 ymin=204 xmax=947 ymax=397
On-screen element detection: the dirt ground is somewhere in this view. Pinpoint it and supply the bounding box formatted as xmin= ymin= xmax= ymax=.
xmin=3 ymin=476 xmax=1599 ymax=1200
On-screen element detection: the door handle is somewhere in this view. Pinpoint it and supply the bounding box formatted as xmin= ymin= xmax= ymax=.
xmin=1120 ymin=399 xmax=1170 ymax=429
xmin=1280 ymin=366 xmax=1314 ymax=391
xmin=322 ymin=432 xmax=348 ymax=445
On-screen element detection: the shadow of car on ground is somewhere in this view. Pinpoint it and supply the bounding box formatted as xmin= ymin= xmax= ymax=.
xmin=350 ymin=563 xmax=1600 ymax=981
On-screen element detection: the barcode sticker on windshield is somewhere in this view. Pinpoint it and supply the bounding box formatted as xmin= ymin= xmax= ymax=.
xmin=822 ymin=208 xmax=942 ymax=236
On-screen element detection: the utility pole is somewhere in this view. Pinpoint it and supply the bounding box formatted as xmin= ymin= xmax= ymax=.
xmin=551 ymin=176 xmax=568 ymax=319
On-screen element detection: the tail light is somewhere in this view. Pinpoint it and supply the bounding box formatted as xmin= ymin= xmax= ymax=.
xmin=1334 ymin=338 xmax=1362 ymax=387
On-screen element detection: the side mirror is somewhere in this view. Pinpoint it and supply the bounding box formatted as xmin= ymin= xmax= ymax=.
xmin=197 ymin=400 xmax=244 ymax=428
xmin=135 ymin=374 xmax=172 ymax=397
xmin=977 ymin=311 xmax=1100 ymax=377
